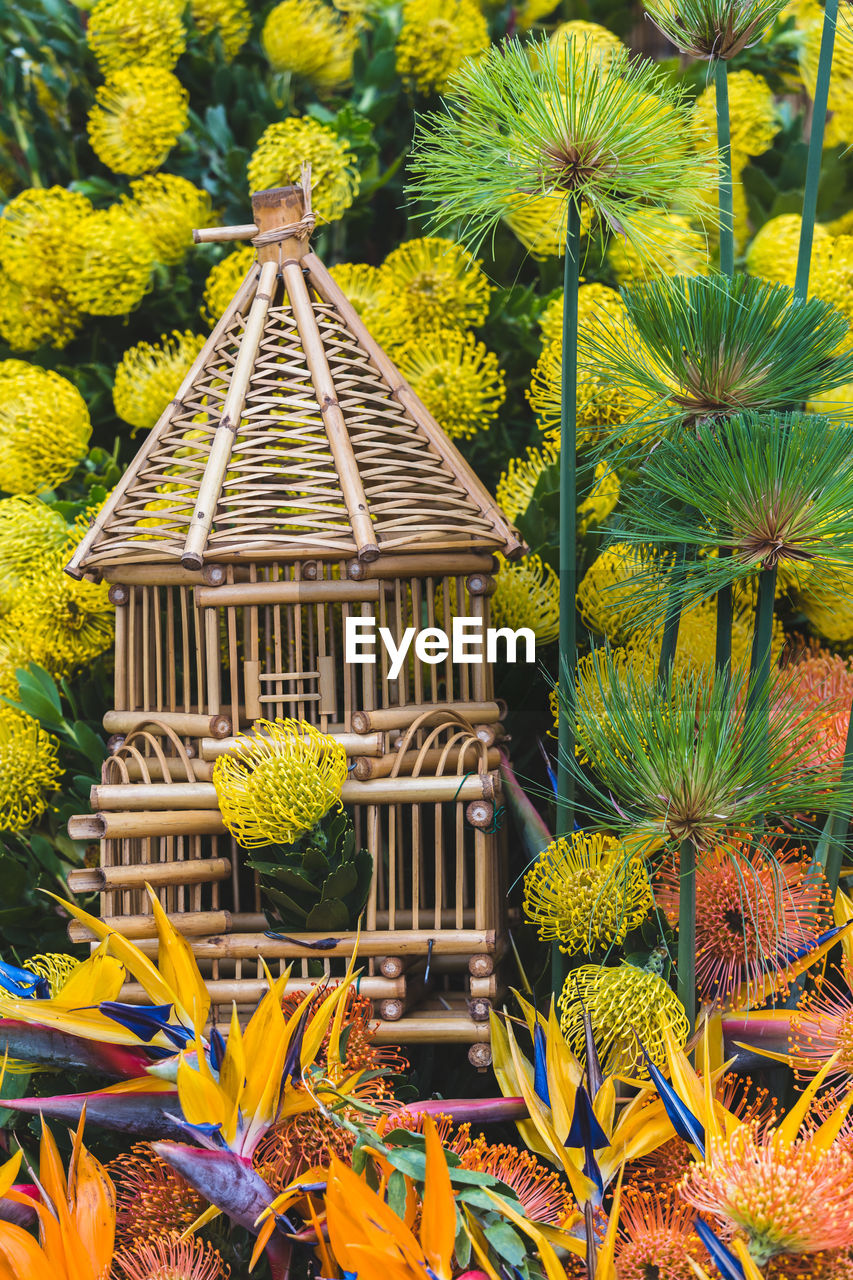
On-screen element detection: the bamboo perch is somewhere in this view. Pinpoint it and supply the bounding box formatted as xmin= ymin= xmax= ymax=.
xmin=468 ymin=975 xmax=497 ymax=999
xmin=193 ymin=224 xmax=259 ymax=242
xmin=68 ymin=811 xmax=227 ymax=840
xmin=351 ymin=701 xmax=501 ymax=734
xmin=128 ymin=929 xmax=496 ymax=960
xmin=120 ymin=975 xmax=403 ymax=1003
xmin=282 ymin=257 xmax=379 ymax=562
xmin=103 ymin=711 xmax=232 ymax=739
xmin=91 ymin=783 xmax=222 ymax=811
xmin=193 ymin=579 xmax=386 ymax=607
xmin=344 ymin=553 xmax=496 ymax=581
xmin=67 ymin=858 xmax=231 ymax=893
xmin=351 ymin=746 xmax=500 ymax=780
xmin=100 ymin=565 xmax=231 ymax=586
xmin=182 ymin=257 xmax=279 ymax=570
xmin=68 ymin=910 xmax=230 ymax=943
xmin=109 ymin=758 xmax=214 ymax=783
xmin=372 ymin=1016 xmax=490 ymax=1045
xmin=200 ymin=730 xmax=384 ymax=760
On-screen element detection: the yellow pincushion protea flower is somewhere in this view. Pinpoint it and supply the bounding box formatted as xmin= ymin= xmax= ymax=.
xmin=548 ymin=20 xmax=625 ymax=77
xmin=809 ymin=234 xmax=853 ymax=347
xmin=745 ymin=213 xmax=832 ymax=290
xmin=577 ymin=543 xmax=656 ymax=641
xmin=262 ymin=0 xmax=357 ymax=91
xmin=540 ymin=282 xmax=626 ymax=348
xmin=86 ymin=0 xmax=186 ymax=74
xmin=491 ymin=554 xmax=559 ymax=644
xmin=578 ymin=461 xmax=620 ymax=535
xmin=247 ymin=119 xmax=359 ymax=223
xmin=607 ymin=210 xmax=709 ymax=284
xmin=375 ymin=237 xmax=492 ymax=344
xmin=0 ymin=707 xmax=62 ymax=833
xmin=797 ymin=0 xmax=853 ymax=146
xmin=64 ymin=208 xmax=154 ymax=317
xmin=191 ymin=0 xmax=251 ymax=59
xmin=0 ymin=186 xmax=93 ymax=290
xmin=87 ymin=68 xmax=189 ymax=176
xmin=795 ymin=564 xmax=853 ymax=644
xmin=528 ymin=340 xmax=649 ymax=447
xmin=122 ymin=175 xmax=216 ymax=267
xmin=502 ymin=192 xmax=594 ymax=260
xmin=495 ymin=442 xmax=559 ymax=524
xmin=395 ymin=330 xmax=505 ymax=440
xmin=114 ymin=331 xmax=206 ymax=433
xmin=559 ymin=962 xmax=689 ymax=1079
xmin=807 ymin=381 xmax=853 ymax=415
xmin=395 ymin=0 xmax=489 ymax=97
xmin=0 ymin=366 xmax=91 ymax=495
xmin=524 ymin=832 xmax=653 ymax=956
xmin=0 ymin=275 xmax=82 ymax=353
xmin=692 ymin=70 xmax=778 ymax=161
xmin=201 ymin=245 xmax=256 ymax=326
xmin=0 ymin=495 xmax=69 ymax=612
xmin=213 ymin=718 xmax=348 ymax=848
xmin=328 ymin=262 xmax=384 ymax=322
xmin=22 ymin=953 xmax=80 ymax=997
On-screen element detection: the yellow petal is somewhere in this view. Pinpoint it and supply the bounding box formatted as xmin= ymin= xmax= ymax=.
xmin=46 ymin=892 xmax=173 ymax=1007
xmin=54 ymin=944 xmax=125 ymax=1008
xmin=147 ymin=886 xmax=210 ymax=1028
xmin=0 ymin=1151 xmax=22 ymax=1203
xmin=421 ymin=1117 xmax=455 ymax=1280
xmin=732 ymin=1239 xmax=765 ymax=1280
xmin=776 ymin=1050 xmax=842 ymax=1149
xmin=0 ymin=1222 xmax=54 ymax=1280
xmin=594 ymin=1166 xmax=623 ymax=1280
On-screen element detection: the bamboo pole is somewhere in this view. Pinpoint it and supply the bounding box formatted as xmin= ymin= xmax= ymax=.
xmin=304 ymin=251 xmax=525 ymax=558
xmin=194 ymin=580 xmax=385 ymax=607
xmin=121 ymin=974 xmax=403 ymax=1002
xmin=129 ymin=929 xmax=496 ymax=960
xmin=345 ymin=553 xmax=496 ymax=580
xmin=468 ymin=975 xmax=497 ymax=999
xmin=193 ymin=224 xmax=258 ymax=243
xmin=68 ymin=858 xmax=232 ymax=893
xmin=68 ymin=811 xmax=227 ymax=840
xmin=91 ymin=783 xmax=222 ymax=811
xmin=182 ymin=258 xmax=279 ymax=570
xmin=67 ymin=266 xmax=260 ymax=578
xmin=282 ymin=258 xmax=379 ymax=562
xmin=111 ymin=758 xmax=214 ymax=783
xmin=351 ymin=701 xmax=500 ymax=734
xmin=103 ymin=711 xmax=232 ymax=739
xmin=200 ymin=730 xmax=384 ymax=760
xmin=68 ymin=910 xmax=230 ymax=943
xmin=100 ymin=566 xmax=233 ymax=586
xmin=352 ymin=746 xmax=500 ymax=780
xmin=371 ymin=1016 xmax=490 ymax=1044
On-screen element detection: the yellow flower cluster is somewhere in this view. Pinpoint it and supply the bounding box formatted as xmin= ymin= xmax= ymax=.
xmin=114 ymin=331 xmax=206 ymax=433
xmin=262 ymin=0 xmax=357 ymax=91
xmin=496 ymin=443 xmax=559 ymax=524
xmin=549 ymin=19 xmax=625 ymax=72
xmin=607 ymin=210 xmax=709 ymax=284
xmin=328 ymin=262 xmax=383 ymax=319
xmin=578 ymin=461 xmax=621 ymax=535
xmin=577 ymin=543 xmax=655 ymax=641
xmin=540 ymin=282 xmax=626 ymax=347
xmin=247 ymin=118 xmax=359 ymax=223
xmin=201 ymin=245 xmax=256 ymax=326
xmin=122 ymin=175 xmax=216 ymax=266
xmin=394 ymin=330 xmax=506 ymax=440
xmin=213 ymin=718 xmax=348 ymax=847
xmin=88 ymin=67 xmax=189 ymax=176
xmin=86 ymin=0 xmax=186 ymax=74
xmin=395 ymin=0 xmax=489 ymax=96
xmin=0 ymin=363 xmax=91 ymax=495
xmin=796 ymin=0 xmax=853 ymax=145
xmin=528 ymin=339 xmax=649 ymax=447
xmin=0 ymin=187 xmax=92 ymax=351
xmin=0 ymin=496 xmax=69 ymax=613
xmin=64 ymin=207 xmax=155 ymax=316
xmin=524 ymin=832 xmax=653 ymax=955
xmin=22 ymin=953 xmax=80 ymax=997
xmin=490 ymin=554 xmax=560 ymax=644
xmin=559 ymin=962 xmax=690 ymax=1078
xmin=0 ymin=707 xmax=62 ymax=833
xmin=809 ymin=234 xmax=853 ymax=345
xmin=503 ymin=194 xmax=594 ymax=260
xmin=745 ymin=212 xmax=833 ymax=289
xmin=794 ymin=564 xmax=853 ymax=644
xmin=191 ymin=0 xmax=251 ymax=60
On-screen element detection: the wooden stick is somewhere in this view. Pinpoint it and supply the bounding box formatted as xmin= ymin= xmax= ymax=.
xmin=468 ymin=953 xmax=494 ymax=977
xmin=112 ymin=758 xmax=214 ymax=783
xmin=90 ymin=783 xmax=221 ymax=811
xmin=345 ymin=553 xmax=496 ymax=581
xmin=67 ymin=266 xmax=260 ymax=577
xmin=374 ymin=909 xmax=481 ymax=928
xmin=371 ymin=1017 xmax=490 ymax=1044
xmin=352 ymin=746 xmax=500 ymax=781
xmin=351 ymin=701 xmax=501 ymax=734
xmin=67 ymin=858 xmax=232 ymax=893
xmin=103 ymin=711 xmax=231 ymax=739
xmin=468 ymin=975 xmax=497 ymax=999
xmin=68 ymin=811 xmax=227 ymax=840
xmin=182 ymin=258 xmax=279 ymax=570
xmin=120 ymin=974 xmax=403 ymax=1003
xmin=129 ymin=928 xmax=496 ymax=960
xmin=193 ymin=223 xmax=258 ymax=243
xmin=194 ymin=580 xmax=385 ymax=608
xmin=68 ymin=910 xmax=230 ymax=943
xmin=100 ymin=566 xmax=232 ymax=586
xmin=200 ymin=730 xmax=384 ymax=760
xmin=304 ymin=251 xmax=525 ymax=559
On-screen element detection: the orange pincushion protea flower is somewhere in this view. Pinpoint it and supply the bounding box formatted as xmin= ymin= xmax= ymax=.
xmin=113 ymin=1234 xmax=229 ymax=1280
xmin=614 ymin=1188 xmax=700 ymax=1280
xmin=773 ymin=648 xmax=853 ymax=771
xmin=109 ymin=1143 xmax=208 ymax=1247
xmin=789 ymin=958 xmax=853 ymax=1091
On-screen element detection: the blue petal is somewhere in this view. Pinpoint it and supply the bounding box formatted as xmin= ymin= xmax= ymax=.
xmin=209 ymin=1026 xmax=226 ymax=1072
xmin=694 ymin=1219 xmax=746 ymax=1280
xmin=566 ymin=1085 xmax=606 ymax=1197
xmin=782 ymin=923 xmax=843 ymax=965
xmin=100 ymin=1001 xmax=177 ymax=1043
xmin=0 ymin=960 xmax=48 ymax=1000
xmin=635 ymin=1035 xmax=705 ymax=1157
xmin=533 ymin=1023 xmax=551 ymax=1108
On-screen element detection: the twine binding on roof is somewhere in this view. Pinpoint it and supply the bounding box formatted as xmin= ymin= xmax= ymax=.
xmin=251 ymin=163 xmax=316 ymax=250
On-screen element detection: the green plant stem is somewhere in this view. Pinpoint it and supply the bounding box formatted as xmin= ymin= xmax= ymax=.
xmin=745 ymin=563 xmax=778 ymax=735
xmin=715 ymin=546 xmax=733 ymax=677
xmin=658 ymin=544 xmax=686 ymax=683
xmin=677 ymin=836 xmax=696 ymax=1030
xmin=795 ymin=0 xmax=838 ymax=302
xmin=557 ymin=199 xmax=581 ymax=838
xmin=715 ymin=60 xmax=734 ymax=277
xmin=820 ymin=705 xmax=853 ymax=896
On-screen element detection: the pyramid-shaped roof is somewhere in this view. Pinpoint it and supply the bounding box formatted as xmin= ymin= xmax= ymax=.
xmin=68 ymin=185 xmax=524 ymax=578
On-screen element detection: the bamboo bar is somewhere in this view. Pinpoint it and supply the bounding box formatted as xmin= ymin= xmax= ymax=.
xmin=282 ymin=259 xmax=379 ymax=561
xmin=69 ymin=910 xmax=230 ymax=943
xmin=120 ymin=974 xmax=403 ymax=1003
xmin=200 ymin=731 xmax=384 ymax=760
xmin=68 ymin=858 xmax=231 ymax=893
xmin=352 ymin=746 xmax=500 ymax=781
xmin=91 ymin=783 xmax=221 ymax=811
xmin=371 ymin=1015 xmax=491 ymax=1044
xmin=345 ymin=553 xmax=496 ymax=581
xmin=182 ymin=257 xmax=279 ymax=570
xmin=103 ymin=711 xmax=232 ymax=739
xmin=193 ymin=223 xmax=258 ymax=242
xmin=112 ymin=758 xmax=214 ymax=783
xmin=351 ymin=701 xmax=501 ymax=734
xmin=101 ymin=565 xmax=231 ymax=586
xmin=68 ymin=811 xmax=227 ymax=840
xmin=194 ymin=579 xmax=385 ymax=607
xmin=468 ymin=975 xmax=498 ymax=999
xmin=130 ymin=929 xmax=496 ymax=960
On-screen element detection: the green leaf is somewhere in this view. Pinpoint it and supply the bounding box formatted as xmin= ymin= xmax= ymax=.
xmin=485 ymin=1221 xmax=527 ymax=1267
xmin=387 ymin=1169 xmax=408 ymax=1219
xmin=321 ymin=863 xmax=358 ymax=901
xmin=305 ymin=898 xmax=350 ymax=932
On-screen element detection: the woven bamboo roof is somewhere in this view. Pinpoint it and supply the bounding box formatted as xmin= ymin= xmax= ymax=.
xmin=68 ymin=185 xmax=524 ymax=578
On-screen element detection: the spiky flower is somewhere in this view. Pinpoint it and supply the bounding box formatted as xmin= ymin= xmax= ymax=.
xmin=643 ymin=0 xmax=789 ymax=58
xmin=496 ymin=443 xmax=560 ymax=523
xmin=213 ymin=718 xmax=348 ymax=848
xmin=682 ymin=1121 xmax=853 ymax=1264
xmin=583 ymin=275 xmax=853 ymax=442
xmin=810 ymin=234 xmax=853 ymax=346
xmin=376 ymin=237 xmax=492 ymax=342
xmin=247 ymin=118 xmax=359 ymax=222
xmin=615 ymin=1188 xmax=700 ymax=1279
xmin=113 ymin=1234 xmax=229 ymax=1280
xmin=559 ymin=962 xmax=690 ymax=1078
xmin=528 ymin=339 xmax=651 ymax=447
xmin=0 ymin=275 xmax=82 ymax=352
xmin=63 ymin=208 xmax=154 ymax=316
xmin=262 ymin=0 xmax=356 ymax=90
xmin=254 ymin=1108 xmax=358 ymax=1191
xmin=87 ymin=68 xmax=189 ymax=175
xmin=0 ymin=495 xmax=69 ymax=611
xmin=0 ymin=707 xmax=61 ymax=832
xmin=110 ymin=1143 xmax=209 ymax=1248
xmin=201 ymin=245 xmax=256 ymax=326
xmin=503 ymin=191 xmax=592 ymax=259
xmin=86 ymin=0 xmax=186 ymax=74
xmin=745 ymin=213 xmax=832 ymax=290
xmin=190 ymin=0 xmax=251 ymax=59
xmin=775 ymin=647 xmax=853 ymax=770
xmin=0 ymin=366 xmax=91 ymax=494
xmin=655 ymin=837 xmax=826 ymax=1007
xmin=395 ymin=0 xmax=489 ymax=96
xmin=607 ymin=210 xmax=710 ymax=285
xmin=567 ymin=650 xmax=853 ymax=853
xmin=328 ymin=262 xmax=384 ymax=322
xmin=122 ymin=175 xmax=216 ymax=266
xmin=524 ymin=831 xmax=653 ymax=955
xmin=548 ymin=19 xmax=625 ymax=72
xmin=692 ymin=69 xmax=778 ymax=158
xmin=789 ymin=959 xmax=853 ymax=1090
xmin=114 ymin=331 xmax=205 ymax=433
xmin=577 ymin=544 xmax=656 ymax=641
xmin=490 ymin=554 xmax=559 ymax=642
xmin=395 ymin=330 xmax=505 ymax=439
xmin=540 ymin=281 xmax=626 ymax=347
xmin=0 ymin=186 xmax=92 ymax=291
xmin=457 ymin=1141 xmax=573 ymax=1225
xmin=22 ymin=953 xmax=79 ymax=997
xmin=795 ymin=565 xmax=853 ymax=645
xmin=407 ymin=35 xmax=717 ymax=263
